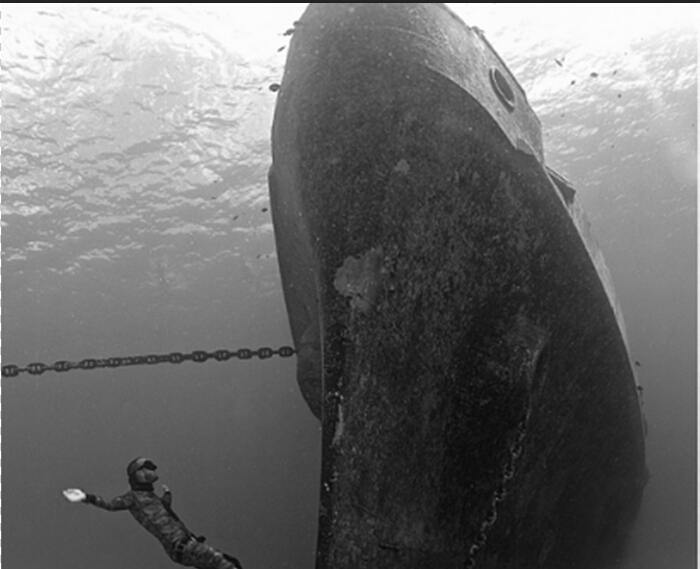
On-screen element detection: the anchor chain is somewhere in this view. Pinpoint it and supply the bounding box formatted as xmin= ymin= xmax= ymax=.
xmin=465 ymin=405 xmax=531 ymax=569
xmin=2 ymin=346 xmax=296 ymax=378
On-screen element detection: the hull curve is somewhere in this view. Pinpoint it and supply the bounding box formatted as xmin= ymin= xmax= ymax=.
xmin=269 ymin=4 xmax=647 ymax=568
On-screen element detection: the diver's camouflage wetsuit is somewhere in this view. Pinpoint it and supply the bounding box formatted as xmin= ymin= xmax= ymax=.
xmin=85 ymin=487 xmax=242 ymax=569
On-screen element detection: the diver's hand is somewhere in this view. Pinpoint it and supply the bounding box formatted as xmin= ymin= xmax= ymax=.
xmin=162 ymin=485 xmax=170 ymax=494
xmin=63 ymin=488 xmax=87 ymax=503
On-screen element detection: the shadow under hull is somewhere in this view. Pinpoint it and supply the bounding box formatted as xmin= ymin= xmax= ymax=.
xmin=269 ymin=4 xmax=647 ymax=568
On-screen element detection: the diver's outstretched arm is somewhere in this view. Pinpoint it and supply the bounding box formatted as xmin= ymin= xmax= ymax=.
xmin=62 ymin=488 xmax=132 ymax=510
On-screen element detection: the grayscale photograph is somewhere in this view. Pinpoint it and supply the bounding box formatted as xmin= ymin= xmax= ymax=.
xmin=3 ymin=4 xmax=696 ymax=569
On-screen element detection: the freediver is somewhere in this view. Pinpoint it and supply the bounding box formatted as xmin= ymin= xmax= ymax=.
xmin=63 ymin=457 xmax=243 ymax=569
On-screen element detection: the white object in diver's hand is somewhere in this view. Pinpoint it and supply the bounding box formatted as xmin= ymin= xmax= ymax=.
xmin=63 ymin=488 xmax=87 ymax=503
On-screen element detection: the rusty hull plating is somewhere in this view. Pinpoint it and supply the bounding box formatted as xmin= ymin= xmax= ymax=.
xmin=269 ymin=4 xmax=646 ymax=568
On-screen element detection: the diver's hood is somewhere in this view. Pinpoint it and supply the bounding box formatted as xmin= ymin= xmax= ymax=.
xmin=127 ymin=457 xmax=158 ymax=490
xmin=127 ymin=457 xmax=157 ymax=478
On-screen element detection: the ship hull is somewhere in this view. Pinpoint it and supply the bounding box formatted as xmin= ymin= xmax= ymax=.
xmin=269 ymin=4 xmax=646 ymax=568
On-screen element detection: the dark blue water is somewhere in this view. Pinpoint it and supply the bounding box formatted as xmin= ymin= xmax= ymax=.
xmin=3 ymin=4 xmax=696 ymax=568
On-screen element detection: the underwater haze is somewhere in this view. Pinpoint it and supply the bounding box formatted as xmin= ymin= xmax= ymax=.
xmin=2 ymin=4 xmax=696 ymax=568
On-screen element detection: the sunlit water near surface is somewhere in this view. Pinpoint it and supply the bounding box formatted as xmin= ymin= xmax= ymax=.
xmin=3 ymin=4 xmax=696 ymax=568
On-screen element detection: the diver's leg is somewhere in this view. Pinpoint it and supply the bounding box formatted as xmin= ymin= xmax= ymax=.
xmin=222 ymin=553 xmax=243 ymax=569
xmin=182 ymin=540 xmax=242 ymax=569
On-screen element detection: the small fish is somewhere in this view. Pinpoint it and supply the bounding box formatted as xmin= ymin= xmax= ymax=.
xmin=232 ymin=215 xmax=239 ymax=221
xmin=554 ymin=58 xmax=563 ymax=67
xmin=634 ymin=361 xmax=641 ymax=367
xmin=277 ymin=45 xmax=286 ymax=52
xmin=570 ymin=80 xmax=576 ymax=86
xmin=590 ymin=72 xmax=599 ymax=78
xmin=99 ymin=52 xmax=123 ymax=62
xmin=282 ymin=21 xmax=303 ymax=36
xmin=269 ymin=83 xmax=281 ymax=93
xmin=262 ymin=207 xmax=269 ymax=213
xmin=378 ymin=543 xmax=401 ymax=552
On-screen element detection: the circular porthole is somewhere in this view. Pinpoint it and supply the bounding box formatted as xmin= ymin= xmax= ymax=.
xmin=489 ymin=68 xmax=515 ymax=111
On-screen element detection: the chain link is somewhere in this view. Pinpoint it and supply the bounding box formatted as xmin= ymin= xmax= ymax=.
xmin=2 ymin=346 xmax=297 ymax=378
